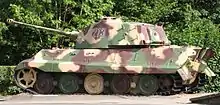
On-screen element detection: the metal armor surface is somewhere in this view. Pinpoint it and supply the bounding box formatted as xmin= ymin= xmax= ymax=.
xmin=7 ymin=17 xmax=215 ymax=96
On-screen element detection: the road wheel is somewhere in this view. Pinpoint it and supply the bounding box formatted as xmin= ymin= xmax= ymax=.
xmin=58 ymin=74 xmax=80 ymax=94
xmin=84 ymin=73 xmax=104 ymax=94
xmin=138 ymin=75 xmax=159 ymax=96
xmin=15 ymin=68 xmax=37 ymax=89
xmin=110 ymin=75 xmax=131 ymax=94
xmin=34 ymin=73 xmax=55 ymax=94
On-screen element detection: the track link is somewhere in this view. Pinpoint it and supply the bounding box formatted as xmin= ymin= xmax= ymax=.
xmin=155 ymin=74 xmax=183 ymax=96
xmin=16 ymin=71 xmax=206 ymax=96
xmin=184 ymin=74 xmax=207 ymax=93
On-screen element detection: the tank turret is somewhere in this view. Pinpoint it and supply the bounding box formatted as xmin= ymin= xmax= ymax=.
xmin=7 ymin=17 xmax=171 ymax=49
xmin=74 ymin=17 xmax=171 ymax=48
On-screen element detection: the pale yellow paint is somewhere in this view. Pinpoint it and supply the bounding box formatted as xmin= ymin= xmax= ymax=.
xmin=177 ymin=65 xmax=193 ymax=81
xmin=190 ymin=61 xmax=201 ymax=71
xmin=105 ymin=53 xmax=116 ymax=63
xmin=113 ymin=53 xmax=122 ymax=64
xmin=150 ymin=47 xmax=167 ymax=60
xmin=58 ymin=62 xmax=81 ymax=72
xmin=105 ymin=18 xmax=123 ymax=40
xmin=124 ymin=66 xmax=143 ymax=73
xmin=175 ymin=48 xmax=196 ymax=66
xmin=28 ymin=60 xmax=48 ymax=68
xmin=118 ymin=38 xmax=130 ymax=45
xmin=76 ymin=32 xmax=85 ymax=44
xmin=110 ymin=64 xmax=121 ymax=70
xmin=34 ymin=50 xmax=44 ymax=60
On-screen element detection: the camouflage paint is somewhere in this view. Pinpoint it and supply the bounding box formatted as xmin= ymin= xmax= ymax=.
xmin=11 ymin=17 xmax=215 ymax=84
xmin=14 ymin=45 xmax=215 ymax=80
xmin=75 ymin=17 xmax=171 ymax=49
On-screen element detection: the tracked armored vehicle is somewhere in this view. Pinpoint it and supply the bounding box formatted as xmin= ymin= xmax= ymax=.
xmin=7 ymin=17 xmax=215 ymax=96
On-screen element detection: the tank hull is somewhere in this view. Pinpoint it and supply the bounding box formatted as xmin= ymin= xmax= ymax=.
xmin=13 ymin=45 xmax=215 ymax=96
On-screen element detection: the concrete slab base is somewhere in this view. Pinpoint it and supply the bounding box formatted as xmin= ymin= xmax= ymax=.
xmin=0 ymin=93 xmax=216 ymax=105
xmin=190 ymin=92 xmax=220 ymax=104
xmin=0 ymin=96 xmax=5 ymax=101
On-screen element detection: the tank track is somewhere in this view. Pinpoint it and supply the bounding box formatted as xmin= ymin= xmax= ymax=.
xmin=156 ymin=74 xmax=183 ymax=95
xmin=15 ymin=69 xmax=206 ymax=96
xmin=183 ymin=74 xmax=207 ymax=94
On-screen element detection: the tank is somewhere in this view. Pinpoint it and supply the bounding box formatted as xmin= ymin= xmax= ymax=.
xmin=7 ymin=17 xmax=216 ymax=96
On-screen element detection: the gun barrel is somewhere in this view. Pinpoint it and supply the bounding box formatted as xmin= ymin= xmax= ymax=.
xmin=7 ymin=19 xmax=79 ymax=36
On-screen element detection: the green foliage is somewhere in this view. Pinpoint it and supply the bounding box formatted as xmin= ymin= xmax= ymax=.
xmin=0 ymin=0 xmax=219 ymax=95
xmin=0 ymin=22 xmax=8 ymax=45
xmin=0 ymin=66 xmax=22 ymax=95
xmin=113 ymin=0 xmax=178 ymax=23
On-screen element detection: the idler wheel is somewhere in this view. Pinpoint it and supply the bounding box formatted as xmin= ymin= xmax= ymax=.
xmin=158 ymin=75 xmax=173 ymax=92
xmin=58 ymin=74 xmax=79 ymax=94
xmin=15 ymin=68 xmax=37 ymax=88
xmin=138 ymin=75 xmax=159 ymax=96
xmin=33 ymin=73 xmax=55 ymax=94
xmin=84 ymin=73 xmax=104 ymax=94
xmin=110 ymin=75 xmax=131 ymax=94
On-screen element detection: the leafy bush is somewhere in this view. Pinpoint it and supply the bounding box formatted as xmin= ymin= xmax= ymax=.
xmin=0 ymin=66 xmax=21 ymax=96
xmin=0 ymin=0 xmax=219 ymax=95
